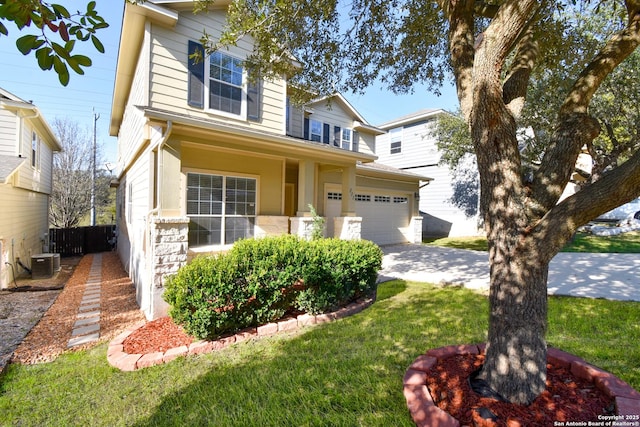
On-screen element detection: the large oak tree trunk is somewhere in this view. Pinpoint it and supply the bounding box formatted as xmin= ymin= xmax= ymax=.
xmin=480 ymin=238 xmax=549 ymax=405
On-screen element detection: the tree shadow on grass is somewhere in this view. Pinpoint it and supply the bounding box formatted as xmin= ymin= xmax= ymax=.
xmin=376 ymin=279 xmax=407 ymax=301
xmin=132 ymin=282 xmax=488 ymax=427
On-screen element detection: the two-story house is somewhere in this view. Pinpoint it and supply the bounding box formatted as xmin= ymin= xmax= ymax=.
xmin=0 ymin=88 xmax=61 ymax=288
xmin=110 ymin=0 xmax=428 ymax=319
xmin=376 ymin=109 xmax=481 ymax=238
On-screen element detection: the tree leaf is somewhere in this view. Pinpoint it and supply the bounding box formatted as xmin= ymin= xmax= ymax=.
xmin=53 ymin=56 xmax=70 ymax=86
xmin=91 ymin=35 xmax=104 ymax=53
xmin=52 ymin=3 xmax=71 ymax=19
xmin=52 ymin=42 xmax=70 ymax=60
xmin=15 ymin=34 xmax=38 ymax=55
xmin=67 ymin=56 xmax=84 ymax=75
xmin=36 ymin=47 xmax=54 ymax=70
xmin=73 ymin=54 xmax=92 ymax=67
xmin=59 ymin=21 xmax=69 ymax=42
xmin=0 ymin=22 xmax=7 ymax=36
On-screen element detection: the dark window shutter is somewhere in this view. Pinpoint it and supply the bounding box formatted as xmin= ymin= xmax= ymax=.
xmin=334 ymin=126 xmax=341 ymax=146
xmin=323 ymin=123 xmax=330 ymax=144
xmin=188 ymin=41 xmax=205 ymax=108
xmin=247 ymin=78 xmax=261 ymax=121
xmin=304 ymin=117 xmax=309 ymax=140
xmin=352 ymin=131 xmax=359 ymax=152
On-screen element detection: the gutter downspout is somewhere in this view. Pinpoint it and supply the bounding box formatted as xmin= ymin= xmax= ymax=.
xmin=147 ymin=120 xmax=173 ymax=218
xmin=145 ymin=120 xmax=172 ymax=318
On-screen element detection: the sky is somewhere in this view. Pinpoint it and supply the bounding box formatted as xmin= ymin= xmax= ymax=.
xmin=0 ymin=0 xmax=459 ymax=167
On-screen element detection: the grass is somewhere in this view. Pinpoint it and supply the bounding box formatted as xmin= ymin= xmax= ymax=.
xmin=425 ymin=231 xmax=640 ymax=253
xmin=1 ymin=281 xmax=639 ymax=426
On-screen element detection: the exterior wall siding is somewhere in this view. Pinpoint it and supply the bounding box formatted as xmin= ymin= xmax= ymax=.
xmin=0 ymin=185 xmax=49 ymax=288
xmin=376 ymin=114 xmax=480 ymax=238
xmin=117 ymin=151 xmax=153 ymax=314
xmin=148 ymin=12 xmax=286 ymax=134
xmin=0 ymin=109 xmax=17 ymax=155
xmin=118 ymin=24 xmax=150 ymax=169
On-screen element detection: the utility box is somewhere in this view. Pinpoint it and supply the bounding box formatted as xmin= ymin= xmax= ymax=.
xmin=31 ymin=254 xmax=54 ymax=279
xmin=52 ymin=253 xmax=61 ymax=272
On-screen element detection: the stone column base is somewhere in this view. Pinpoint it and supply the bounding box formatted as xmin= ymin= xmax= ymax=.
xmin=333 ymin=217 xmax=362 ymax=240
xmin=409 ymin=216 xmax=423 ymax=243
xmin=254 ymin=216 xmax=289 ymax=238
xmin=290 ymin=216 xmax=324 ymax=240
xmin=149 ymin=216 xmax=189 ymax=320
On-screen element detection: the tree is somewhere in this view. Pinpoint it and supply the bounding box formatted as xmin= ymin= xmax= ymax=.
xmin=208 ymin=0 xmax=640 ymax=404
xmin=49 ymin=117 xmax=108 ymax=228
xmin=0 ymin=0 xmax=109 ymax=85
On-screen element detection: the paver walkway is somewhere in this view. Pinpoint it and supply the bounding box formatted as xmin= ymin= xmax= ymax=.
xmin=67 ymin=254 xmax=102 ymax=348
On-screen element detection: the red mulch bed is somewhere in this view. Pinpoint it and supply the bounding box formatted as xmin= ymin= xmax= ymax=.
xmin=426 ymin=353 xmax=615 ymax=426
xmin=123 ymin=317 xmax=194 ymax=354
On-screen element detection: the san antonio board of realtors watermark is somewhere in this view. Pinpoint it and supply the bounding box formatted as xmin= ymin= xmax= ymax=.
xmin=554 ymin=414 xmax=640 ymax=426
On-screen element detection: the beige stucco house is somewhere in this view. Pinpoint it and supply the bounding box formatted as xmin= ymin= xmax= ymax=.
xmin=110 ymin=0 xmax=429 ymax=319
xmin=0 ymin=88 xmax=61 ymax=288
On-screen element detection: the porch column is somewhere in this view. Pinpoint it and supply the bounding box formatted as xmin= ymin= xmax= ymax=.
xmin=341 ymin=165 xmax=357 ymax=216
xmin=333 ymin=164 xmax=361 ymax=240
xmin=148 ymin=216 xmax=189 ymax=320
xmin=158 ymin=141 xmax=182 ymax=216
xmin=149 ymin=123 xmax=181 ymax=217
xmin=296 ymin=159 xmax=316 ymax=215
xmin=291 ymin=160 xmax=323 ymax=239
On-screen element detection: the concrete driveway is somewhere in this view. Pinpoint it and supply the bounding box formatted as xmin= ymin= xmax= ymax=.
xmin=379 ymin=244 xmax=640 ymax=302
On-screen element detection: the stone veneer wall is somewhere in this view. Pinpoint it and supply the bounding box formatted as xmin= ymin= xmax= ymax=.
xmin=254 ymin=216 xmax=289 ymax=238
xmin=149 ymin=216 xmax=189 ymax=320
xmin=290 ymin=216 xmax=322 ymax=240
xmin=409 ymin=216 xmax=423 ymax=243
xmin=333 ymin=217 xmax=363 ymax=240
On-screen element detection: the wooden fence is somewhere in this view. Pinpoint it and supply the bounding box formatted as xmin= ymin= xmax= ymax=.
xmin=49 ymin=225 xmax=116 ymax=257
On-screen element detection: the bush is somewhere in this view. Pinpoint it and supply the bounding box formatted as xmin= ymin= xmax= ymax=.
xmin=163 ymin=235 xmax=383 ymax=339
xmin=297 ymin=239 xmax=382 ymax=313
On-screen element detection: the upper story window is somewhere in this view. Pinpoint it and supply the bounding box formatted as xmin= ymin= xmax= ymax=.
xmin=303 ymin=118 xmax=359 ymax=152
xmin=390 ymin=127 xmax=402 ymax=154
xmin=341 ymin=128 xmax=352 ymax=150
xmin=310 ymin=119 xmax=322 ymax=142
xmin=209 ymin=51 xmax=243 ymax=116
xmin=188 ymin=41 xmax=260 ymax=121
xmin=31 ymin=131 xmax=39 ymax=168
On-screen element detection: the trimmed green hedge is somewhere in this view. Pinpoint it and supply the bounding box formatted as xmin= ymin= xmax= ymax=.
xmin=163 ymin=235 xmax=382 ymax=339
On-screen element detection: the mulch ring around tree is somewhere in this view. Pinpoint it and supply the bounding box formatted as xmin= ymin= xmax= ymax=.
xmin=404 ymin=345 xmax=640 ymax=427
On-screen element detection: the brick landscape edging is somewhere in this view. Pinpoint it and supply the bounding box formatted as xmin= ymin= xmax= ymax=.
xmin=107 ymin=296 xmax=375 ymax=371
xmin=403 ymin=345 xmax=640 ymax=427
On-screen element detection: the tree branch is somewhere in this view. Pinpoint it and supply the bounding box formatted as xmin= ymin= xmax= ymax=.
xmin=502 ymin=26 xmax=538 ymax=119
xmin=531 ymin=4 xmax=640 ymax=213
xmin=533 ymin=147 xmax=640 ymax=262
xmin=444 ymin=0 xmax=475 ymax=122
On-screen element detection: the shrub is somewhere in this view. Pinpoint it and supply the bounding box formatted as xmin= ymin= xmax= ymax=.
xmin=296 ymin=239 xmax=382 ymax=313
xmin=163 ymin=235 xmax=383 ymax=339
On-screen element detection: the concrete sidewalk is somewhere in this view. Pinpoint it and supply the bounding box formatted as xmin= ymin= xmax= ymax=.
xmin=379 ymin=244 xmax=640 ymax=302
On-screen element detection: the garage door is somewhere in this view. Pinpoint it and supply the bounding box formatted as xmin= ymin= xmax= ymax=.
xmin=325 ymin=190 xmax=411 ymax=245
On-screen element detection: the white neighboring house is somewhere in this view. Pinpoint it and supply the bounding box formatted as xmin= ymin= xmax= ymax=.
xmin=0 ymin=88 xmax=61 ymax=288
xmin=376 ymin=109 xmax=481 ymax=238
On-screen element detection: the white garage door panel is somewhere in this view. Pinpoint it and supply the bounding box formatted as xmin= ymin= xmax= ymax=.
xmin=325 ymin=191 xmax=411 ymax=245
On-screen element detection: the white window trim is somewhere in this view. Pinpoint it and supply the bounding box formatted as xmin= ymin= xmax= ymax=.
xmin=310 ymin=119 xmax=323 ymax=142
xmin=182 ymin=168 xmax=260 ymax=250
xmin=341 ymin=128 xmax=352 ymax=150
xmin=390 ymin=127 xmax=402 ymax=154
xmin=205 ymin=51 xmax=248 ymax=120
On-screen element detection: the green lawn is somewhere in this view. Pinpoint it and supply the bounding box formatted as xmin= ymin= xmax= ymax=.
xmin=425 ymin=231 xmax=640 ymax=253
xmin=1 ymin=280 xmax=639 ymax=426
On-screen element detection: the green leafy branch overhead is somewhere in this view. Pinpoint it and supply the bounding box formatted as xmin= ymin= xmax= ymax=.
xmin=0 ymin=0 xmax=109 ymax=85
